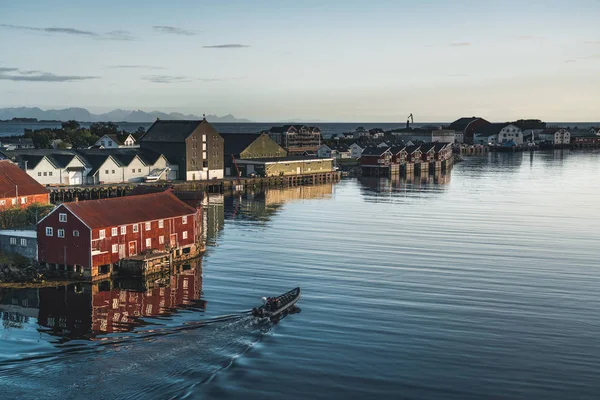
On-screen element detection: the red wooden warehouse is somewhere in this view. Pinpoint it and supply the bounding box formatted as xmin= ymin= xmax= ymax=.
xmin=37 ymin=191 xmax=202 ymax=281
xmin=0 ymin=160 xmax=50 ymax=211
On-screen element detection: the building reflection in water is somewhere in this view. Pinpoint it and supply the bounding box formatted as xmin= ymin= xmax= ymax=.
xmin=202 ymin=193 xmax=225 ymax=247
xmin=0 ymin=259 xmax=205 ymax=339
xmin=224 ymin=184 xmax=334 ymax=222
xmin=358 ymin=169 xmax=451 ymax=196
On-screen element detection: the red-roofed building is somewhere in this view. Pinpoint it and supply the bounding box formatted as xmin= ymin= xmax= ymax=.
xmin=0 ymin=160 xmax=50 ymax=210
xmin=37 ymin=191 xmax=202 ymax=281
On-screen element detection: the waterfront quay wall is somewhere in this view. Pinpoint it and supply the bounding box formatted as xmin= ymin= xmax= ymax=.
xmin=47 ymin=171 xmax=341 ymax=203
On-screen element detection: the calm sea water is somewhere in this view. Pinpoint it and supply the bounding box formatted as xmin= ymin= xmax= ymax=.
xmin=1 ymin=150 xmax=600 ymax=399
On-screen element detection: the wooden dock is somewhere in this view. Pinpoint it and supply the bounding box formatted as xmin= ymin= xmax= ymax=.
xmin=47 ymin=172 xmax=341 ymax=203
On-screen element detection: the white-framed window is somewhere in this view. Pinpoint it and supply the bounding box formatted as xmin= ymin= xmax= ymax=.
xmin=133 ymin=224 xmax=139 ymax=233
xmin=0 ymin=200 xmax=5 ymax=206
xmin=159 ymin=235 xmax=164 ymax=244
xmin=202 ymin=134 xmax=206 ymax=142
xmin=46 ymin=227 xmax=53 ymax=236
xmin=9 ymin=237 xmax=16 ymax=245
xmin=99 ymin=229 xmax=106 ymax=239
xmin=158 ymin=219 xmax=164 ymax=229
xmin=20 ymin=238 xmax=27 ymax=247
xmin=59 ymin=213 xmax=67 ymax=222
xmin=58 ymin=229 xmax=65 ymax=238
xmin=112 ymin=227 xmax=118 ymax=236
xmin=121 ymin=226 xmax=126 ymax=235
xmin=73 ymin=230 xmax=80 ymax=237
xmin=38 ymin=172 xmax=42 ymax=176
xmin=145 ymin=238 xmax=151 ymax=248
xmin=182 ymin=231 xmax=188 ymax=240
xmin=11 ymin=199 xmax=16 ymax=205
xmin=145 ymin=222 xmax=151 ymax=231
xmin=182 ymin=216 xmax=188 ymax=225
xmin=21 ymin=197 xmax=27 ymax=204
xmin=112 ymin=244 xmax=118 ymax=254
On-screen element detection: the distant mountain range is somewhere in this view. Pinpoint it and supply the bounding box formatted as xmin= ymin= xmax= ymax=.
xmin=0 ymin=107 xmax=252 ymax=123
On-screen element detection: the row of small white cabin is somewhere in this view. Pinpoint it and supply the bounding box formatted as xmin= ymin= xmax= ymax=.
xmin=16 ymin=150 xmax=177 ymax=186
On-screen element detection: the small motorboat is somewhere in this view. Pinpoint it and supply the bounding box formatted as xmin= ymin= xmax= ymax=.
xmin=252 ymin=287 xmax=301 ymax=319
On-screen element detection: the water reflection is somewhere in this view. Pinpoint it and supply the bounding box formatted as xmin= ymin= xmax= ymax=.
xmin=358 ymin=169 xmax=451 ymax=198
xmin=222 ymin=184 xmax=334 ymax=223
xmin=0 ymin=259 xmax=204 ymax=340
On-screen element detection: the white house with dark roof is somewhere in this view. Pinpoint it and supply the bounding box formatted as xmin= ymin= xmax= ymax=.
xmin=317 ymin=144 xmax=332 ymax=158
xmin=349 ymin=143 xmax=364 ymax=158
xmin=538 ymin=128 xmax=570 ymax=145
xmin=94 ymin=134 xmax=138 ymax=149
xmin=474 ymin=123 xmax=523 ymax=145
xmin=15 ymin=151 xmax=89 ymax=186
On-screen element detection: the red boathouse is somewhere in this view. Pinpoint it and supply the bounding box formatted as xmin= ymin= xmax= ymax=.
xmin=37 ymin=191 xmax=202 ymax=281
xmin=0 ymin=160 xmax=50 ymax=211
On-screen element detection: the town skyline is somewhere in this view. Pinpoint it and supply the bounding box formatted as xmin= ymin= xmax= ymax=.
xmin=1 ymin=0 xmax=600 ymax=122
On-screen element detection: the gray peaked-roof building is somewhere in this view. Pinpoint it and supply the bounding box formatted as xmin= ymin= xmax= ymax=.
xmin=140 ymin=119 xmax=224 ymax=181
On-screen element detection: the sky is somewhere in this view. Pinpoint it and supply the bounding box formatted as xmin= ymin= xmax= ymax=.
xmin=1 ymin=0 xmax=599 ymax=122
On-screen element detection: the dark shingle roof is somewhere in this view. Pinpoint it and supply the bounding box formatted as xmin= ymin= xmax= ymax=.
xmin=389 ymin=145 xmax=406 ymax=155
xmin=434 ymin=142 xmax=451 ymax=152
xmin=420 ymin=143 xmax=436 ymax=153
xmin=474 ymin=123 xmax=511 ymax=136
xmin=448 ymin=117 xmax=480 ymax=131
xmin=361 ymin=147 xmax=390 ymax=156
xmin=141 ymin=120 xmax=203 ymax=142
xmin=222 ymin=133 xmax=262 ymax=157
xmin=405 ymin=145 xmax=421 ymax=154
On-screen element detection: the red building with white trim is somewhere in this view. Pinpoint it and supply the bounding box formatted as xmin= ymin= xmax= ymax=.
xmin=37 ymin=191 xmax=202 ymax=280
xmin=0 ymin=160 xmax=49 ymax=211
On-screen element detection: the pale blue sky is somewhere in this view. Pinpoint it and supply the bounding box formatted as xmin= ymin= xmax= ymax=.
xmin=1 ymin=0 xmax=599 ymax=121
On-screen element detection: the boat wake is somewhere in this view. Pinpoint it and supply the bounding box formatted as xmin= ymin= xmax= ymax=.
xmin=0 ymin=311 xmax=276 ymax=399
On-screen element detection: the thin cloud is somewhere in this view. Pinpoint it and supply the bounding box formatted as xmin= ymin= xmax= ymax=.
xmin=153 ymin=26 xmax=197 ymax=36
xmin=449 ymin=42 xmax=471 ymax=47
xmin=142 ymin=75 xmax=246 ymax=83
xmin=108 ymin=65 xmax=167 ymax=70
xmin=0 ymin=23 xmax=134 ymax=40
xmin=1 ymin=23 xmax=98 ymax=36
xmin=143 ymin=75 xmax=194 ymax=83
xmin=0 ymin=68 xmax=98 ymax=82
xmin=105 ymin=30 xmax=135 ymax=41
xmin=203 ymin=44 xmax=250 ymax=49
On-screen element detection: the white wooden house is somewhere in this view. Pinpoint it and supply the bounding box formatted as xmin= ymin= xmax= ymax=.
xmin=350 ymin=143 xmax=364 ymax=158
xmin=317 ymin=144 xmax=332 ymax=158
xmin=18 ymin=153 xmax=89 ymax=186
xmin=474 ymin=124 xmax=523 ymax=145
xmin=538 ymin=128 xmax=570 ymax=144
xmin=94 ymin=134 xmax=138 ymax=149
